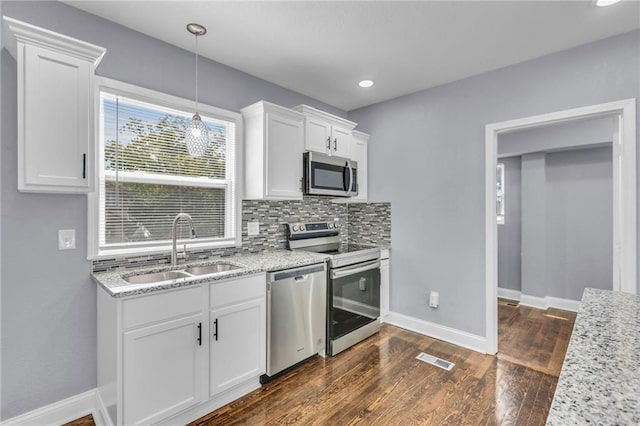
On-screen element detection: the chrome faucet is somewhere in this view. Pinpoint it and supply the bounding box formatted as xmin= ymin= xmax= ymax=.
xmin=172 ymin=213 xmax=197 ymax=266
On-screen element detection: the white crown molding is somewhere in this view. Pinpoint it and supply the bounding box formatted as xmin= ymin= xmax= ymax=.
xmin=3 ymin=16 xmax=106 ymax=65
xmin=292 ymin=104 xmax=357 ymax=130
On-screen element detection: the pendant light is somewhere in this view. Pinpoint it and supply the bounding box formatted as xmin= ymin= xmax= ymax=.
xmin=185 ymin=23 xmax=209 ymax=157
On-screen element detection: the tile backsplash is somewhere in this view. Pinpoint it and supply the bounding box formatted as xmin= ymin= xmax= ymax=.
xmin=92 ymin=196 xmax=391 ymax=272
xmin=347 ymin=202 xmax=392 ymax=247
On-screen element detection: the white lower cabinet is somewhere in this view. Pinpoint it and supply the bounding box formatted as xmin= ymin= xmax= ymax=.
xmin=209 ymin=274 xmax=266 ymax=397
xmin=123 ymin=313 xmax=206 ymax=425
xmin=98 ymin=273 xmax=266 ymax=426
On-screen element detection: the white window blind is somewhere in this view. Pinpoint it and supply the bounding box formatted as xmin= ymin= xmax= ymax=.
xmin=98 ymin=90 xmax=237 ymax=253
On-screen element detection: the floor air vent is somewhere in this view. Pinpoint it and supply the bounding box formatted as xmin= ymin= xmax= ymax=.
xmin=416 ymin=352 xmax=455 ymax=371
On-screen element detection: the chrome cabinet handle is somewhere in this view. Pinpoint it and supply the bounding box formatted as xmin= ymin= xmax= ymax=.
xmin=334 ymin=138 xmax=337 ymax=151
xmin=326 ymin=136 xmax=331 ymax=149
xmin=213 ymin=319 xmax=218 ymax=341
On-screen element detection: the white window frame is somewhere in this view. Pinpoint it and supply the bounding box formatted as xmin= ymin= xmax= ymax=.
xmin=88 ymin=77 xmax=243 ymax=259
xmin=496 ymin=163 xmax=505 ymax=224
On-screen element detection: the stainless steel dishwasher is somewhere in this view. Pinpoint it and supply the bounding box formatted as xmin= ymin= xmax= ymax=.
xmin=262 ymin=262 xmax=327 ymax=381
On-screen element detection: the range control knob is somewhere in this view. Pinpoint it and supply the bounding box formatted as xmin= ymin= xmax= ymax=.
xmin=300 ymin=225 xmax=306 ymax=231
xmin=292 ymin=225 xmax=299 ymax=232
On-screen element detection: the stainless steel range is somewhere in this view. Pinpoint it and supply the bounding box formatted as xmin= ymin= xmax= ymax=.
xmin=288 ymin=221 xmax=381 ymax=356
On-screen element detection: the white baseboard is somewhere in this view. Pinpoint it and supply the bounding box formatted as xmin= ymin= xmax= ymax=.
xmin=519 ymin=294 xmax=548 ymax=310
xmin=384 ymin=311 xmax=488 ymax=354
xmin=498 ymin=288 xmax=581 ymax=312
xmin=497 ymin=288 xmax=521 ymax=301
xmin=546 ymin=296 xmax=581 ymax=312
xmin=1 ymin=389 xmax=102 ymax=426
xmin=2 ymin=377 xmax=262 ymax=426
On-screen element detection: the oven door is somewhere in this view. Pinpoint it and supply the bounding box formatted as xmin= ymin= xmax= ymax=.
xmin=328 ymin=259 xmax=380 ymax=343
xmin=304 ymin=152 xmax=358 ymax=197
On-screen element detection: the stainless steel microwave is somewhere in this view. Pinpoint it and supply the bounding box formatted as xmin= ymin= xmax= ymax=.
xmin=303 ymin=152 xmax=358 ymax=197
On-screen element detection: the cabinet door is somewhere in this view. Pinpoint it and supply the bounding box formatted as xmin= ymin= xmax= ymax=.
xmin=123 ymin=314 xmax=206 ymax=425
xmin=304 ymin=117 xmax=332 ymax=154
xmin=351 ymin=137 xmax=368 ymax=201
xmin=20 ymin=44 xmax=92 ymax=193
xmin=331 ymin=126 xmax=352 ymax=158
xmin=210 ymin=298 xmax=266 ymax=396
xmin=380 ymin=259 xmax=390 ymax=318
xmin=265 ymin=112 xmax=304 ymax=199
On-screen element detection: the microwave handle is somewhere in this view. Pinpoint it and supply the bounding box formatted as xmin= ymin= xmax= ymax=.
xmin=345 ymin=160 xmax=353 ymax=192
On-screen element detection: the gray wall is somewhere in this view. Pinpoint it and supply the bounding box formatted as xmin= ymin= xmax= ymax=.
xmin=497 ymin=156 xmax=521 ymax=291
xmin=0 ymin=1 xmax=347 ymax=419
xmin=497 ymin=117 xmax=614 ymax=299
xmin=498 ymin=116 xmax=614 ymax=157
xmin=545 ymin=147 xmax=613 ymax=299
xmin=521 ymin=153 xmax=548 ymax=298
xmin=348 ymin=30 xmax=639 ymax=336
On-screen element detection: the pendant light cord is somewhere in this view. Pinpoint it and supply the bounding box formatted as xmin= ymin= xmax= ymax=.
xmin=195 ymin=34 xmax=199 ymax=113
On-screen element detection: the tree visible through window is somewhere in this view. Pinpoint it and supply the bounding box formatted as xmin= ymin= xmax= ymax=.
xmin=98 ymin=90 xmax=237 ymax=252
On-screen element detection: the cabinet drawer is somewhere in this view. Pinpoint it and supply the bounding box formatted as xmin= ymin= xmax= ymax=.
xmin=210 ymin=273 xmax=265 ymax=309
xmin=123 ymin=286 xmax=203 ymax=329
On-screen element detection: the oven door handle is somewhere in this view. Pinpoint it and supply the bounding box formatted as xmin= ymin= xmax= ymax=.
xmin=331 ymin=260 xmax=380 ymax=279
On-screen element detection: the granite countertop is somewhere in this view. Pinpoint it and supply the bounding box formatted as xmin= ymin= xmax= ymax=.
xmin=546 ymin=288 xmax=640 ymax=425
xmin=92 ymin=250 xmax=328 ymax=298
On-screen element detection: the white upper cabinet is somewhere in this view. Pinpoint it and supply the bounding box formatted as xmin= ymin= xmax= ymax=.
xmin=4 ymin=17 xmax=106 ymax=193
xmin=242 ymin=101 xmax=305 ymax=200
xmin=350 ymin=130 xmax=369 ymax=202
xmin=293 ymin=105 xmax=356 ymax=158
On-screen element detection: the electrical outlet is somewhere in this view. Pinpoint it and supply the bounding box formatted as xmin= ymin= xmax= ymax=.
xmin=247 ymin=221 xmax=260 ymax=236
xmin=58 ymin=229 xmax=76 ymax=250
xmin=429 ymin=291 xmax=439 ymax=308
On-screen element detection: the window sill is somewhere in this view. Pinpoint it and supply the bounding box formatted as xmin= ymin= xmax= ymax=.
xmin=89 ymin=238 xmax=240 ymax=261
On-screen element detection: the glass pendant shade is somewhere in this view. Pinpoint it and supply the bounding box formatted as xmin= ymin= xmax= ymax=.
xmin=185 ymin=113 xmax=209 ymax=157
xmin=185 ymin=23 xmax=208 ymax=157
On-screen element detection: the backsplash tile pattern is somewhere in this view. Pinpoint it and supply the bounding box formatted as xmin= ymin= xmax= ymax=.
xmin=242 ymin=196 xmax=349 ymax=251
xmin=348 ymin=202 xmax=392 ymax=246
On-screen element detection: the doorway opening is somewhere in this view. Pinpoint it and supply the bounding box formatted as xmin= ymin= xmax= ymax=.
xmin=484 ymin=99 xmax=637 ymax=354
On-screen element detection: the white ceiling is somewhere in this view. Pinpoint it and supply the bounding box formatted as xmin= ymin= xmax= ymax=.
xmin=64 ymin=1 xmax=640 ymax=111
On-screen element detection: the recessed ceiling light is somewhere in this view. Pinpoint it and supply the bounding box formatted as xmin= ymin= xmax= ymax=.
xmin=358 ymin=80 xmax=374 ymax=88
xmin=595 ymin=0 xmax=621 ymax=6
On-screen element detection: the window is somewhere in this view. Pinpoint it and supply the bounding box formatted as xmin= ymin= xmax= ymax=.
xmin=496 ymin=163 xmax=505 ymax=224
xmin=89 ymin=78 xmax=241 ymax=258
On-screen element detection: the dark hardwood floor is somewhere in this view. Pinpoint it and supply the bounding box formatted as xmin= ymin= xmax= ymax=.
xmin=69 ymin=301 xmax=576 ymax=426
xmin=497 ymin=299 xmax=576 ymax=377
xmin=192 ymin=301 xmax=575 ymax=425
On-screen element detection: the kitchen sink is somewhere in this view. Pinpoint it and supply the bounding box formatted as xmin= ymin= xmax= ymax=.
xmin=124 ymin=270 xmax=191 ymax=284
xmin=184 ymin=263 xmax=241 ymax=276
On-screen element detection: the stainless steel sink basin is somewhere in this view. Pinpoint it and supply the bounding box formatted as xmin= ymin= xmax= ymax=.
xmin=124 ymin=270 xmax=190 ymax=284
xmin=184 ymin=263 xmax=241 ymax=276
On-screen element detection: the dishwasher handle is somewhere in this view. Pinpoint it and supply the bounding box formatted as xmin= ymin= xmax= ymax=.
xmin=269 ymin=263 xmax=325 ymax=282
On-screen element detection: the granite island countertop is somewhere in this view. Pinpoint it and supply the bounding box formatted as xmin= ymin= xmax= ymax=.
xmin=546 ymin=288 xmax=640 ymax=425
xmin=92 ymin=250 xmax=329 ymax=298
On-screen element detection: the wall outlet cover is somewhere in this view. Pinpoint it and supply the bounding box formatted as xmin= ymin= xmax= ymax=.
xmin=429 ymin=291 xmax=439 ymax=308
xmin=247 ymin=221 xmax=260 ymax=236
xmin=58 ymin=229 xmax=76 ymax=250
